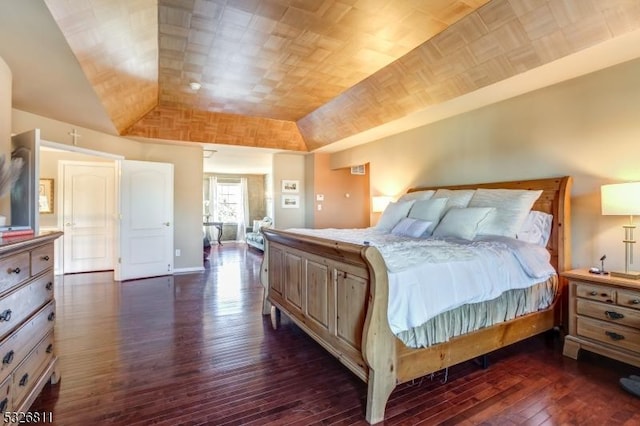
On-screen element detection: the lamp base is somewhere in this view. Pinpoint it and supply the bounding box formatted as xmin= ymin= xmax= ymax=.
xmin=610 ymin=270 xmax=640 ymax=280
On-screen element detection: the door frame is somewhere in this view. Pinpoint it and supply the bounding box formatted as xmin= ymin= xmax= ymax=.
xmin=41 ymin=140 xmax=124 ymax=275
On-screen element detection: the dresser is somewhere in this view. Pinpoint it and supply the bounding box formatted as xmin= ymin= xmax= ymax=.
xmin=0 ymin=232 xmax=62 ymax=422
xmin=563 ymin=269 xmax=640 ymax=368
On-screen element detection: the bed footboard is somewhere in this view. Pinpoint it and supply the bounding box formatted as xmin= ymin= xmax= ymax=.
xmin=260 ymin=229 xmax=397 ymax=423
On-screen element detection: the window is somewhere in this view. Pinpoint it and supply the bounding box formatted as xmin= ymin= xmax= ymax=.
xmin=216 ymin=181 xmax=241 ymax=222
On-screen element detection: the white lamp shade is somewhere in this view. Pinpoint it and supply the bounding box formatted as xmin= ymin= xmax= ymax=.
xmin=601 ymin=182 xmax=640 ymax=215
xmin=372 ymin=196 xmax=393 ymax=213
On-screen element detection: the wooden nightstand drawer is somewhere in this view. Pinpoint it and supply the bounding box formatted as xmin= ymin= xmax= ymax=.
xmin=11 ymin=332 xmax=54 ymax=408
xmin=574 ymin=282 xmax=615 ymax=304
xmin=577 ymin=298 xmax=640 ymax=329
xmin=617 ymin=289 xmax=640 ymax=310
xmin=577 ymin=317 xmax=640 ymax=353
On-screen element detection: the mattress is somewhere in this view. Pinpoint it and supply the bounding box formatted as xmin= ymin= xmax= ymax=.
xmin=286 ymin=227 xmax=557 ymax=335
xmin=396 ymin=275 xmax=558 ymax=348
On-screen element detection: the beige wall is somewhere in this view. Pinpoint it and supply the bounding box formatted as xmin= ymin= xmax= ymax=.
xmin=331 ymin=57 xmax=640 ymax=272
xmin=273 ymin=153 xmax=305 ymax=229
xmin=12 ymin=109 xmax=203 ymax=271
xmin=0 ymin=56 xmax=11 ymax=217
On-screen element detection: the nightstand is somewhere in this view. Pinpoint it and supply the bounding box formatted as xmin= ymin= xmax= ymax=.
xmin=562 ymin=269 xmax=640 ymax=368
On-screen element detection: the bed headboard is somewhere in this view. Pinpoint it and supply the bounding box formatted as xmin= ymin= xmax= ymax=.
xmin=407 ymin=176 xmax=572 ymax=274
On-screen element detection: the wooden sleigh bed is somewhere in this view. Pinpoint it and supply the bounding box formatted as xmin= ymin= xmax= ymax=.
xmin=260 ymin=176 xmax=572 ymax=424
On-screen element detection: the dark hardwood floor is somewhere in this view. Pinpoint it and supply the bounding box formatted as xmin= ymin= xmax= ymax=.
xmin=30 ymin=243 xmax=640 ymax=425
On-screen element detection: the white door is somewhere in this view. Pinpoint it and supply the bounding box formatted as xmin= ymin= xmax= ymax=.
xmin=10 ymin=129 xmax=40 ymax=231
xmin=116 ymin=160 xmax=173 ymax=281
xmin=62 ymin=161 xmax=116 ymax=273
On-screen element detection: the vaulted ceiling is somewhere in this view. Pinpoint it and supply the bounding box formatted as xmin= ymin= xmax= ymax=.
xmin=21 ymin=1 xmax=640 ymax=152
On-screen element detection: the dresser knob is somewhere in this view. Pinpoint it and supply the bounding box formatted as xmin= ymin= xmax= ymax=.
xmin=46 ymin=343 xmax=53 ymax=354
xmin=605 ymin=311 xmax=624 ymax=320
xmin=19 ymin=373 xmax=29 ymax=387
xmin=0 ymin=398 xmax=6 ymax=414
xmin=2 ymin=350 xmax=14 ymax=365
xmin=0 ymin=309 xmax=12 ymax=322
xmin=7 ymin=267 xmax=20 ymax=274
xmin=632 ymin=299 xmax=640 ymax=305
xmin=41 ymin=255 xmax=50 ymax=261
xmin=46 ymin=282 xmax=53 ymax=291
xmin=590 ymin=291 xmax=598 ymax=296
xmin=605 ymin=331 xmax=625 ymax=341
xmin=48 ymin=312 xmax=55 ymax=321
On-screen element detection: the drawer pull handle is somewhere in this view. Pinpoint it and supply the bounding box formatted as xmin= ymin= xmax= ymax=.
xmin=48 ymin=312 xmax=55 ymax=321
xmin=46 ymin=343 xmax=53 ymax=354
xmin=605 ymin=311 xmax=624 ymax=320
xmin=46 ymin=282 xmax=53 ymax=291
xmin=0 ymin=398 xmax=7 ymax=414
xmin=7 ymin=267 xmax=20 ymax=274
xmin=41 ymin=255 xmax=50 ymax=261
xmin=19 ymin=373 xmax=28 ymax=387
xmin=0 ymin=309 xmax=11 ymax=322
xmin=2 ymin=350 xmax=14 ymax=365
xmin=605 ymin=331 xmax=625 ymax=341
xmin=590 ymin=291 xmax=598 ymax=296
xmin=632 ymin=299 xmax=640 ymax=305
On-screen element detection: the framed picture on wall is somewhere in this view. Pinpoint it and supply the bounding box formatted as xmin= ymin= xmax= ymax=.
xmin=281 ymin=180 xmax=299 ymax=193
xmin=281 ymin=194 xmax=299 ymax=208
xmin=39 ymin=178 xmax=54 ymax=214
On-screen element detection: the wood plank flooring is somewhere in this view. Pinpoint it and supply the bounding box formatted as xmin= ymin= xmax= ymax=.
xmin=31 ymin=243 xmax=640 ymax=425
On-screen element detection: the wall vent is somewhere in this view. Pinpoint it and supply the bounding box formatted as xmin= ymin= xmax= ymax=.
xmin=350 ymin=165 xmax=365 ymax=175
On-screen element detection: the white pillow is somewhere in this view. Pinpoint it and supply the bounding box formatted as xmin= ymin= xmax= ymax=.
xmin=408 ymin=198 xmax=448 ymax=235
xmin=391 ymin=218 xmax=432 ymax=238
xmin=517 ymin=211 xmax=553 ymax=246
xmin=469 ymin=189 xmax=542 ymax=238
xmin=433 ymin=189 xmax=475 ymax=213
xmin=432 ymin=207 xmax=494 ymax=240
xmin=397 ymin=190 xmax=435 ymax=203
xmin=375 ymin=200 xmax=415 ymax=232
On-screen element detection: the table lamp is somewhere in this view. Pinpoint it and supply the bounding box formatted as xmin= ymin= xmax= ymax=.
xmin=372 ymin=196 xmax=393 ymax=213
xmin=601 ymin=182 xmax=640 ymax=279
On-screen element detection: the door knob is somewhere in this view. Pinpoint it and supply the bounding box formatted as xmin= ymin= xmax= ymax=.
xmin=163 ymin=222 xmax=171 ymax=226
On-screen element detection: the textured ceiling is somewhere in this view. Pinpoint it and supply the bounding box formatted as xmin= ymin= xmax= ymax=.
xmin=30 ymin=1 xmax=640 ymax=152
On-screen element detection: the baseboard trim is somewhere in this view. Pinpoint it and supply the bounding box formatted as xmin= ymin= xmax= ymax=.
xmin=174 ymin=266 xmax=205 ymax=274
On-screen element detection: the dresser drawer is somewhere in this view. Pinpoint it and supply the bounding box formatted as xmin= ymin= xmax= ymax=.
xmin=577 ymin=316 xmax=640 ymax=353
xmin=574 ymin=282 xmax=616 ymax=304
xmin=0 ymin=302 xmax=55 ymax=383
xmin=0 ymin=253 xmax=30 ymax=297
xmin=0 ymin=375 xmax=11 ymax=424
xmin=30 ymin=244 xmax=54 ymax=277
xmin=617 ymin=289 xmax=640 ymax=310
xmin=0 ymin=273 xmax=54 ymax=340
xmin=577 ymin=298 xmax=640 ymax=329
xmin=11 ymin=332 xmax=54 ymax=408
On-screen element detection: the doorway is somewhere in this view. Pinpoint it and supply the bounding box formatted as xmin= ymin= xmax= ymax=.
xmin=40 ymin=141 xmax=122 ymax=274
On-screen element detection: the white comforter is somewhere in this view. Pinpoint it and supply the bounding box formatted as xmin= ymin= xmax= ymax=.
xmin=285 ymin=228 xmax=556 ymax=334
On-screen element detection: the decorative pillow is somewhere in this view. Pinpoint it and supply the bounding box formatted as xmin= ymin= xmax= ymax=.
xmin=433 ymin=189 xmax=475 ymax=213
xmin=469 ymin=189 xmax=543 ymax=238
xmin=432 ymin=207 xmax=494 ymax=240
xmin=375 ymin=200 xmax=415 ymax=232
xmin=408 ymin=198 xmax=448 ymax=235
xmin=517 ymin=211 xmax=553 ymax=246
xmin=391 ymin=218 xmax=433 ymax=238
xmin=397 ymin=190 xmax=435 ymax=203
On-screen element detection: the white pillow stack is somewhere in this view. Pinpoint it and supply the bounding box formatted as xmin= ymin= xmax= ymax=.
xmin=375 ymin=200 xmax=415 ymax=232
xmin=408 ymin=198 xmax=448 ymax=235
xmin=469 ymin=189 xmax=542 ymax=238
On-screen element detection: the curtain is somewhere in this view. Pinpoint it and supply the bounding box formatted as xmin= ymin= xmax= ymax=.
xmin=204 ymin=176 xmax=217 ymax=241
xmin=237 ymin=177 xmax=249 ymax=242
